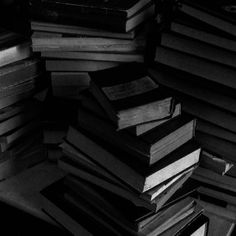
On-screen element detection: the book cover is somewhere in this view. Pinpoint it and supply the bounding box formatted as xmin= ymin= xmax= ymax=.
xmin=89 ymin=62 xmax=174 ymax=129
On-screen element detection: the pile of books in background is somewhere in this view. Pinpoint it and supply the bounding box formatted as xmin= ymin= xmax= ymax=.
xmin=0 ymin=27 xmax=49 ymax=180
xmin=29 ymin=0 xmax=156 ymax=99
xmin=28 ymin=0 xmax=156 ymax=161
xmin=40 ymin=63 xmax=210 ymax=235
xmin=149 ymin=0 xmax=236 ymax=230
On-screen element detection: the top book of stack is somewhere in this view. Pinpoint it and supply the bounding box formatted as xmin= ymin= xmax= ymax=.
xmin=29 ymin=0 xmax=155 ymax=32
xmin=89 ymin=62 xmax=174 ymax=130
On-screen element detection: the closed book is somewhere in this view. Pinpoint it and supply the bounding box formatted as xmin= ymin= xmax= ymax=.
xmin=0 ymin=58 xmax=44 ymax=89
xmin=0 ymin=29 xmax=31 ymax=67
xmin=170 ymin=12 xmax=236 ymax=52
xmin=32 ymin=34 xmax=146 ymax=52
xmin=148 ymin=66 xmax=236 ymax=114
xmin=64 ymin=175 xmax=196 ymax=235
xmin=59 ymin=141 xmax=195 ymax=203
xmin=31 ymin=21 xmax=137 ymax=39
xmin=178 ymin=0 xmax=236 ymax=37
xmin=160 ymin=31 xmax=236 ymax=68
xmin=29 ymin=0 xmax=155 ymax=32
xmin=89 ymin=63 xmax=174 ymax=129
xmin=41 ymin=51 xmax=144 ymax=63
xmin=155 ymin=46 xmax=236 ymax=90
xmin=77 ymin=107 xmax=196 ymax=165
xmin=79 ymin=89 xmax=181 ymax=136
xmin=66 ymin=125 xmax=200 ymax=192
xmin=30 ymin=0 xmax=152 ymax=18
xmin=46 ymin=60 xmax=121 ymax=72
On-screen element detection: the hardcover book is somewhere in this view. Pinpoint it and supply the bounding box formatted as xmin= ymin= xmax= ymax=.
xmin=29 ymin=0 xmax=155 ymax=32
xmin=66 ymin=125 xmax=200 ymax=192
xmin=89 ymin=63 xmax=175 ymax=129
xmin=77 ymin=107 xmax=196 ymax=165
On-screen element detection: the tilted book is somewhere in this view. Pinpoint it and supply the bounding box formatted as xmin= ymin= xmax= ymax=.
xmin=66 ymin=125 xmax=200 ymax=192
xmin=89 ymin=63 xmax=175 ymax=130
xmin=77 ymin=107 xmax=196 ymax=165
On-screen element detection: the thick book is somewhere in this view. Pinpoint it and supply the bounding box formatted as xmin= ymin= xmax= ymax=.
xmin=89 ymin=63 xmax=175 ymax=129
xmin=59 ymin=140 xmax=196 ymax=202
xmin=32 ymin=33 xmax=146 ymax=52
xmin=148 ymin=67 xmax=236 ymax=114
xmin=0 ymin=29 xmax=32 ymax=67
xmin=30 ymin=0 xmax=152 ymax=18
xmin=45 ymin=60 xmax=121 ymax=72
xmin=31 ymin=21 xmax=137 ymax=39
xmin=169 ymin=12 xmax=236 ymax=52
xmin=200 ymin=151 xmax=233 ymax=176
xmin=29 ymin=0 xmax=155 ymax=32
xmin=64 ymin=175 xmax=196 ymax=235
xmin=177 ymin=0 xmax=236 ymax=37
xmin=0 ymin=119 xmax=40 ymax=152
xmin=41 ymin=51 xmax=144 ymax=63
xmin=155 ymin=46 xmax=236 ymax=90
xmin=160 ymin=31 xmax=236 ymax=68
xmin=79 ymin=89 xmax=181 ymax=136
xmin=196 ymin=131 xmax=236 ymax=164
xmin=66 ymin=125 xmax=200 ymax=192
xmin=0 ymin=58 xmax=44 ymax=89
xmin=77 ymin=107 xmax=196 ymax=165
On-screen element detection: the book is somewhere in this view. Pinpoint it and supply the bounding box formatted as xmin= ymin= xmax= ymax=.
xmin=32 ymin=34 xmax=146 ymax=52
xmin=192 ymin=167 xmax=236 ymax=193
xmin=175 ymin=214 xmax=209 ymax=236
xmin=197 ymin=119 xmax=236 ymax=144
xmin=0 ymin=119 xmax=40 ymax=152
xmin=0 ymin=105 xmax=42 ymax=136
xmin=169 ymin=13 xmax=236 ymax=52
xmin=58 ymin=154 xmax=195 ymax=211
xmin=29 ymin=0 xmax=155 ymax=32
xmin=77 ymin=107 xmax=196 ymax=165
xmin=46 ymin=60 xmax=121 ymax=72
xmin=40 ymin=179 xmax=95 ymax=236
xmin=148 ymin=67 xmax=236 ymax=114
xmin=160 ymin=31 xmax=236 ymax=68
xmin=0 ymin=58 xmax=44 ymax=89
xmin=65 ymin=178 xmax=196 ymax=235
xmin=51 ymin=72 xmax=90 ymax=98
xmin=200 ymin=151 xmax=233 ymax=176
xmin=41 ymin=51 xmax=144 ymax=63
xmin=196 ymin=131 xmax=236 ymax=164
xmin=30 ymin=0 xmax=152 ymax=18
xmin=159 ymin=204 xmax=204 ymax=236
xmin=59 ymin=140 xmax=196 ymax=202
xmin=177 ymin=0 xmax=236 ymax=37
xmin=89 ymin=63 xmax=174 ymax=129
xmin=155 ymin=46 xmax=236 ymax=90
xmin=79 ymin=89 xmax=182 ymax=136
xmin=31 ymin=21 xmax=137 ymax=39
xmin=66 ymin=125 xmax=200 ymax=192
xmin=0 ymin=29 xmax=32 ymax=67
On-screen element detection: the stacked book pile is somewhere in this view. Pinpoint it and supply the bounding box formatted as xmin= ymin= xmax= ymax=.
xmin=0 ymin=28 xmax=49 ymax=180
xmin=28 ymin=0 xmax=156 ymax=99
xmin=40 ymin=63 xmax=209 ymax=235
xmin=149 ymin=0 xmax=236 ymax=222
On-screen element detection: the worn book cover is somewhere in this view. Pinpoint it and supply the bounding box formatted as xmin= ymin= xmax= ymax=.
xmin=89 ymin=62 xmax=174 ymax=129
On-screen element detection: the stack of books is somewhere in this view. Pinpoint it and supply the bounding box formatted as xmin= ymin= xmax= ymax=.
xmin=0 ymin=28 xmax=49 ymax=180
xmin=149 ymin=0 xmax=236 ymax=217
xmin=40 ymin=63 xmax=208 ymax=235
xmin=28 ymin=0 xmax=156 ymax=99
